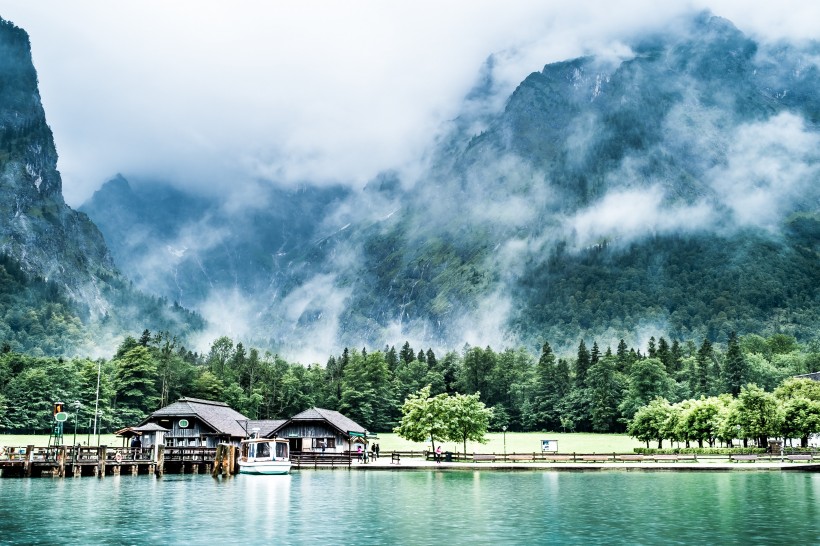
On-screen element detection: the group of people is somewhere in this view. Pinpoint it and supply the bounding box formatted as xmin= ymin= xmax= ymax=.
xmin=355 ymin=443 xmax=380 ymax=462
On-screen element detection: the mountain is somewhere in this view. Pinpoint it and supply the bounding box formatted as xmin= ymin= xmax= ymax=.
xmin=81 ymin=12 xmax=820 ymax=355
xmin=80 ymin=175 xmax=350 ymax=311
xmin=0 ymin=17 xmax=203 ymax=355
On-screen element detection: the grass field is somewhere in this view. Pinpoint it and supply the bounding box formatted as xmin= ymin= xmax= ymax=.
xmin=1 ymin=432 xmax=643 ymax=455
xmin=370 ymin=432 xmax=642 ymax=454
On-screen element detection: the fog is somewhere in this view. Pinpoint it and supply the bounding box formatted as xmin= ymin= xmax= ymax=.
xmin=0 ymin=1 xmax=816 ymax=207
xmin=3 ymin=1 xmax=819 ymax=359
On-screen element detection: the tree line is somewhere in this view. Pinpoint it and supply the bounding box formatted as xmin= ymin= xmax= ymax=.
xmin=629 ymin=378 xmax=820 ymax=450
xmin=0 ymin=328 xmax=818 ymax=436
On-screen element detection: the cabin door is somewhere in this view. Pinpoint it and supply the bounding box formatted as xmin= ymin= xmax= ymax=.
xmin=289 ymin=438 xmax=302 ymax=453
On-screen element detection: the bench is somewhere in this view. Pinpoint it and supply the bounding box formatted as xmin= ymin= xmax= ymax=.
xmin=652 ymin=454 xmax=697 ymax=463
xmin=543 ymin=455 xmax=574 ymax=462
xmin=786 ymin=454 xmax=813 ymax=462
xmin=730 ymin=454 xmax=758 ymax=463
xmin=616 ymin=455 xmax=645 ymax=462
xmin=581 ymin=455 xmax=613 ymax=463
xmin=391 ymin=452 xmax=401 ymax=464
xmin=473 ymin=454 xmax=496 ymax=462
xmin=507 ymin=455 xmax=534 ymax=462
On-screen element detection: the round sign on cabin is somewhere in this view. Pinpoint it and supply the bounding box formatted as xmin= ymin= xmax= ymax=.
xmin=179 ymin=419 xmax=189 ymax=428
xmin=54 ymin=411 xmax=68 ymax=422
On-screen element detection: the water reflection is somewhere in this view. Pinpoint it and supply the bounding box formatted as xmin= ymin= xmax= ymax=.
xmin=1 ymin=471 xmax=818 ymax=544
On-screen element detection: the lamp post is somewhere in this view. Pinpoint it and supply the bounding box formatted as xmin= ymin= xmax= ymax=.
xmin=502 ymin=425 xmax=507 ymax=456
xmin=92 ymin=359 xmax=102 ymax=445
xmin=72 ymin=401 xmax=81 ymax=461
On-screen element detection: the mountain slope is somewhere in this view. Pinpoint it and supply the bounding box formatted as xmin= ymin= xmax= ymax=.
xmin=0 ymin=17 xmax=203 ymax=355
xmin=81 ymin=12 xmax=820 ymax=354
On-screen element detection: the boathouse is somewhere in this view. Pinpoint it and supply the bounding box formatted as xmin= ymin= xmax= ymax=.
xmin=139 ymin=397 xmax=250 ymax=448
xmin=268 ymin=407 xmax=368 ymax=454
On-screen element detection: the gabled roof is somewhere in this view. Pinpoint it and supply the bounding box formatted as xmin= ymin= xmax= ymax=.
xmin=247 ymin=419 xmax=287 ymax=438
xmin=272 ymin=407 xmax=366 ymax=437
xmin=133 ymin=422 xmax=170 ymax=432
xmin=146 ymin=397 xmax=249 ymax=438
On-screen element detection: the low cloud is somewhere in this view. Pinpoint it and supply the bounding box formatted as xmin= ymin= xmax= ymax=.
xmin=709 ymin=113 xmax=820 ymax=230
xmin=566 ymin=186 xmax=716 ymax=248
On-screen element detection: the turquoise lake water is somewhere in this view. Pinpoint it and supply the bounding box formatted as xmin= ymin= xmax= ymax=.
xmin=1 ymin=470 xmax=818 ymax=544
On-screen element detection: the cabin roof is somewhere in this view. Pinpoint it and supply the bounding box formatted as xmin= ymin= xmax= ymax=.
xmin=133 ymin=422 xmax=171 ymax=432
xmin=147 ymin=397 xmax=249 ymax=438
xmin=247 ymin=419 xmax=287 ymax=438
xmin=273 ymin=407 xmax=366 ymax=437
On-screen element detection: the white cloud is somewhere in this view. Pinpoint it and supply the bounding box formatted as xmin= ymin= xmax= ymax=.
xmin=1 ymin=1 xmax=816 ymax=206
xmin=709 ymin=113 xmax=820 ymax=229
xmin=567 ymin=185 xmax=716 ymax=247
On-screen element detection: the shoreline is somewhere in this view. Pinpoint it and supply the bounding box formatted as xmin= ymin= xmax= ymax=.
xmin=341 ymin=458 xmax=820 ymax=472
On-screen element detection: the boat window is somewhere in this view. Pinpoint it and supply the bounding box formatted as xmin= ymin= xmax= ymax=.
xmin=276 ymin=442 xmax=288 ymax=458
xmin=257 ymin=442 xmax=270 ymax=458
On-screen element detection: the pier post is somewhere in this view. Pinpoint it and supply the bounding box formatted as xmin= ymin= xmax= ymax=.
xmin=58 ymin=445 xmax=67 ymax=478
xmin=24 ymin=445 xmax=34 ymax=477
xmin=211 ymin=444 xmax=220 ymax=477
xmin=155 ymin=445 xmax=165 ymax=477
xmin=98 ymin=446 xmax=107 ymax=478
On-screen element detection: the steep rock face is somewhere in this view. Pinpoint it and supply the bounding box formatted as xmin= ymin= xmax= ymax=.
xmin=0 ymin=18 xmax=117 ymax=313
xmin=338 ymin=13 xmax=820 ymax=348
xmin=81 ymin=13 xmax=820 ymax=353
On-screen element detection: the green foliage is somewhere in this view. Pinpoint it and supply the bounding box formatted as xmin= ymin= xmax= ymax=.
xmin=627 ymin=398 xmax=673 ymax=449
xmin=448 ymin=392 xmax=492 ymax=454
xmin=393 ymin=385 xmax=451 ymax=451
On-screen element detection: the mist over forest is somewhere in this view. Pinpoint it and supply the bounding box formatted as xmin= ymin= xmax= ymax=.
xmin=78 ymin=12 xmax=820 ymax=362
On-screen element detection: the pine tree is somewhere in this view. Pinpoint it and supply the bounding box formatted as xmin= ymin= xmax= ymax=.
xmin=723 ymin=331 xmax=748 ymax=397
xmin=575 ymin=340 xmax=591 ymax=388
xmin=695 ymin=339 xmax=713 ymax=397
xmin=425 ymin=348 xmax=437 ymax=370
xmin=399 ymin=341 xmax=415 ymax=365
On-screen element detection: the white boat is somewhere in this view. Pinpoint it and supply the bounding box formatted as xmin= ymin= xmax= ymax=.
xmin=238 ymin=437 xmax=291 ymax=475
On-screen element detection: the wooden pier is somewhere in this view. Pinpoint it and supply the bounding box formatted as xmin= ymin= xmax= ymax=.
xmin=0 ymin=444 xmax=224 ymax=478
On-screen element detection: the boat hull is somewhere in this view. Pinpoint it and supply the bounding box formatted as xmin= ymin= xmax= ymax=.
xmin=238 ymin=461 xmax=291 ymax=475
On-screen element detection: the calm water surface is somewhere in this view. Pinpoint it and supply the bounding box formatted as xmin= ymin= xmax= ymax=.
xmin=1 ymin=470 xmax=818 ymax=544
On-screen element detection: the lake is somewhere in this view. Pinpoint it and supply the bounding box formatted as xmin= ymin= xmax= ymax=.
xmin=1 ymin=470 xmax=818 ymax=544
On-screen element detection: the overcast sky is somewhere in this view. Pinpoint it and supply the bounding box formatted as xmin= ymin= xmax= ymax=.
xmin=1 ymin=0 xmax=818 ymax=206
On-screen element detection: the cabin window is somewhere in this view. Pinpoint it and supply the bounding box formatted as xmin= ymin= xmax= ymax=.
xmin=312 ymin=438 xmax=335 ymax=449
xmin=276 ymin=442 xmax=288 ymax=459
xmin=257 ymin=443 xmax=270 ymax=458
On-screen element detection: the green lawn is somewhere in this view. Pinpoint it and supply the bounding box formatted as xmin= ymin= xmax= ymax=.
xmin=1 ymin=432 xmax=644 ymax=455
xmin=374 ymin=432 xmax=642 ymax=455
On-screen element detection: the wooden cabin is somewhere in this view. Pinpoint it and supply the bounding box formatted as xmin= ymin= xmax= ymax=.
xmin=139 ymin=397 xmax=250 ymax=448
xmin=268 ymin=407 xmax=368 ymax=454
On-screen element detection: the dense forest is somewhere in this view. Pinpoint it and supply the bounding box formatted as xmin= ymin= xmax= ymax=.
xmin=0 ymin=253 xmax=205 ymax=356
xmin=1 ymin=327 xmax=817 ymax=437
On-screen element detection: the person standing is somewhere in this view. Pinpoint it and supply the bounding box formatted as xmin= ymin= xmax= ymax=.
xmin=130 ymin=435 xmax=142 ymax=460
xmin=375 ymin=443 xmax=380 ymax=461
xmin=435 ymin=445 xmax=442 ymax=463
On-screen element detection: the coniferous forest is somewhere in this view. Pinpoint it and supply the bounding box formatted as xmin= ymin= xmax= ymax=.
xmin=2 ymin=326 xmax=818 ymax=441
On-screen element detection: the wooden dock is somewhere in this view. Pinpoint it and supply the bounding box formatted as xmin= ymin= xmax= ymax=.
xmin=0 ymin=444 xmax=222 ymax=478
